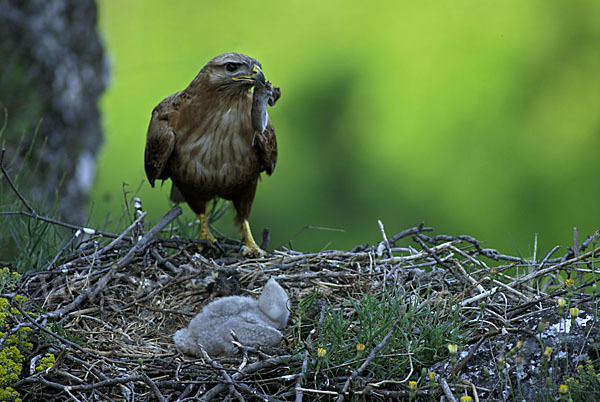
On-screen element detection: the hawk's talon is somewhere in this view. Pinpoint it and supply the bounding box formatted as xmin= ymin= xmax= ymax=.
xmin=241 ymin=219 xmax=265 ymax=257
xmin=199 ymin=229 xmax=217 ymax=245
xmin=241 ymin=243 xmax=266 ymax=258
xmin=198 ymin=213 xmax=217 ymax=244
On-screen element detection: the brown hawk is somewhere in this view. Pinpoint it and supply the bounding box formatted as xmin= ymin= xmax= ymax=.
xmin=144 ymin=53 xmax=279 ymax=256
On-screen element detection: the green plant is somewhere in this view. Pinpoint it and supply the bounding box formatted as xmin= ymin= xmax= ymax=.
xmin=0 ymin=116 xmax=69 ymax=272
xmin=0 ymin=268 xmax=32 ymax=402
xmin=35 ymin=353 xmax=55 ymax=373
xmin=564 ymin=361 xmax=600 ymax=402
xmin=296 ymin=288 xmax=470 ymax=390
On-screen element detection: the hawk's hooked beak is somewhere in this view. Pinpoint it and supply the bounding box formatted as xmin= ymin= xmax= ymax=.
xmin=232 ymin=65 xmax=264 ymax=83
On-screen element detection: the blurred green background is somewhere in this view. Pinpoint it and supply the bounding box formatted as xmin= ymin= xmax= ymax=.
xmin=92 ymin=0 xmax=600 ymax=253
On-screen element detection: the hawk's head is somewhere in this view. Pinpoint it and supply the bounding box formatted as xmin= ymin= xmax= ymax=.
xmin=200 ymin=53 xmax=265 ymax=94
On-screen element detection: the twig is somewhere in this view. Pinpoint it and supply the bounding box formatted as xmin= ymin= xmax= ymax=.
xmin=1 ymin=148 xmax=123 ymax=240
xmin=574 ymin=227 xmax=584 ymax=284
xmin=0 ymin=322 xmax=32 ymax=347
xmin=133 ymin=197 xmax=145 ymax=237
xmin=413 ymin=235 xmax=451 ymax=268
xmin=538 ymin=245 xmax=561 ymax=269
xmin=377 ymin=220 xmax=393 ymax=258
xmin=96 ymin=211 xmax=147 ymax=258
xmin=336 ymin=315 xmax=403 ymax=401
xmin=175 ymin=384 xmax=195 ymax=401
xmin=230 ymin=331 xmax=249 ymax=370
xmin=150 ymin=248 xmax=179 ymax=274
xmin=388 ymin=223 xmax=433 ymax=244
xmin=45 ymin=229 xmax=81 ymax=271
xmin=260 ymin=227 xmax=271 ymax=250
xmin=295 ymin=329 xmax=314 ymax=402
xmin=440 ymin=377 xmax=458 ymax=402
xmin=199 ymin=346 xmax=244 ymax=402
xmin=460 ymin=287 xmax=498 ymax=307
xmin=42 ymin=266 xmax=116 ymax=322
xmin=453 ymin=259 xmax=486 ymax=293
xmin=141 ymin=371 xmax=167 ymax=402
xmin=11 ymin=299 xmax=104 ymax=360
xmin=18 ymin=374 xmax=146 ymax=391
xmin=508 ymin=246 xmax=600 ymax=287
xmin=452 ymin=330 xmax=499 ymax=377
xmin=0 ymin=147 xmax=36 ymax=212
xmin=201 ymin=355 xmax=298 ymax=401
xmin=117 ymin=206 xmax=182 ymax=267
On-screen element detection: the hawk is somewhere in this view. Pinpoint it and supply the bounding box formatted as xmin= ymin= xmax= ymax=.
xmin=144 ymin=53 xmax=279 ymax=256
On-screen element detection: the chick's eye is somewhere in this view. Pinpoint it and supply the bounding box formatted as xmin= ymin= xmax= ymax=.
xmin=225 ymin=63 xmax=239 ymax=72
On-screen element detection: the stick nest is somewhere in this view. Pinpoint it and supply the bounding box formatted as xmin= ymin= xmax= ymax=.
xmin=10 ymin=208 xmax=600 ymax=401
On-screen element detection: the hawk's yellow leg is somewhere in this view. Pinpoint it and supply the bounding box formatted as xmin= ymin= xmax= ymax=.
xmin=198 ymin=213 xmax=217 ymax=243
xmin=241 ymin=220 xmax=265 ymax=257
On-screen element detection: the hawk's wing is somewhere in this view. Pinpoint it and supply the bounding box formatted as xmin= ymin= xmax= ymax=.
xmin=144 ymin=92 xmax=180 ymax=187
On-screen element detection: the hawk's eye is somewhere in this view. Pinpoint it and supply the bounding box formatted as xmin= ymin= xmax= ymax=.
xmin=225 ymin=63 xmax=239 ymax=72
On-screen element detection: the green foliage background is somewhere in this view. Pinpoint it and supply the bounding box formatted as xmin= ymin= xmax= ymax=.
xmin=92 ymin=0 xmax=600 ymax=253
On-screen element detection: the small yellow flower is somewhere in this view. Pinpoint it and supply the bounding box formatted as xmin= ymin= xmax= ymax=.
xmin=497 ymin=357 xmax=504 ymax=370
xmin=317 ymin=347 xmax=327 ymax=358
xmin=408 ymin=381 xmax=417 ymax=392
xmin=543 ymin=346 xmax=553 ymax=358
xmin=447 ymin=344 xmax=458 ymax=356
xmin=428 ymin=371 xmax=436 ymax=382
xmin=565 ymin=278 xmax=574 ymax=288
xmin=569 ymin=307 xmax=579 ymax=319
xmin=356 ymin=343 xmax=365 ymax=353
xmin=460 ymin=397 xmax=472 ymax=402
xmin=558 ymin=384 xmax=568 ymax=394
xmin=557 ymin=298 xmax=566 ymax=308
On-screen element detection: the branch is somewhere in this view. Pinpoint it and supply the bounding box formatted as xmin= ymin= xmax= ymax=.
xmin=116 ymin=206 xmax=182 ymax=267
xmin=388 ymin=222 xmax=433 ymax=244
xmin=0 ymin=147 xmax=124 ymax=240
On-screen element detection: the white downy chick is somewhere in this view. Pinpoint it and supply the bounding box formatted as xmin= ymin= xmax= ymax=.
xmin=173 ymin=278 xmax=290 ymax=356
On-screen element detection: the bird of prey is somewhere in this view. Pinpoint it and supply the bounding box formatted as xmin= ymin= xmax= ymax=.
xmin=144 ymin=53 xmax=280 ymax=256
